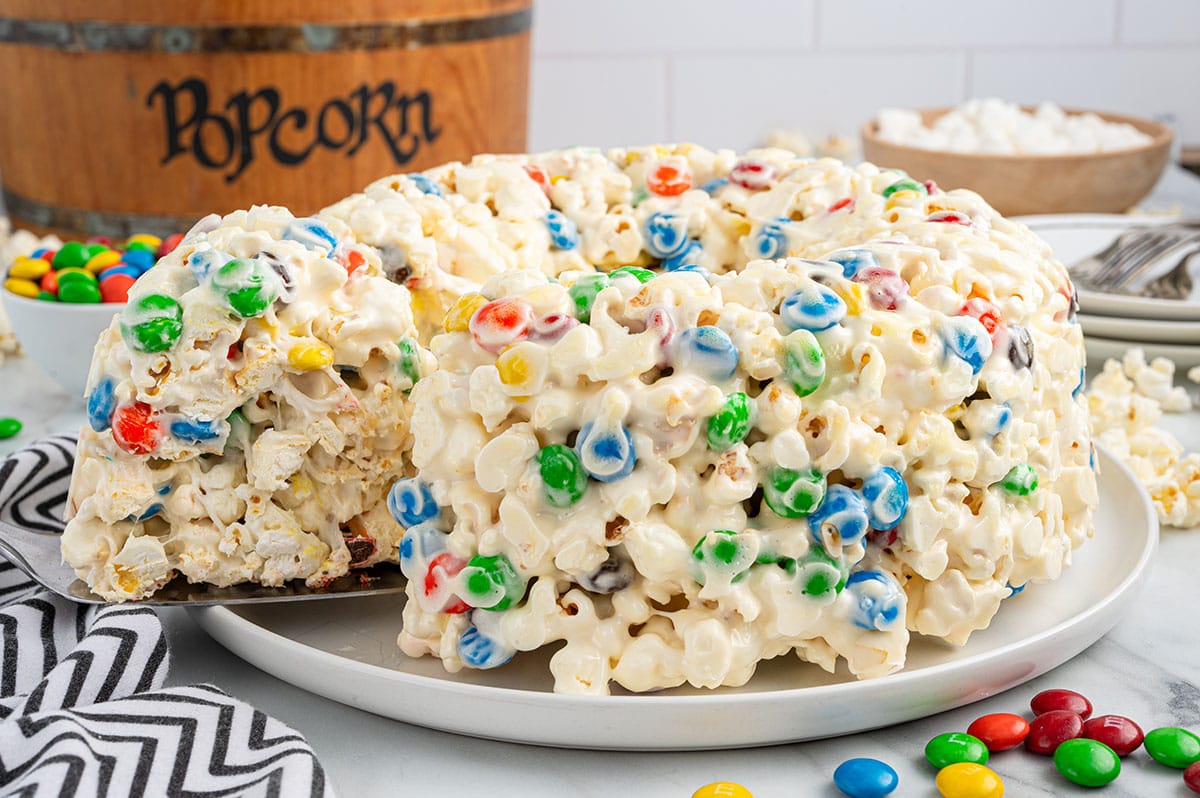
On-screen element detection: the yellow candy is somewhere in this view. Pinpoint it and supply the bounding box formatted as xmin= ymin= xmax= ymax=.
xmin=86 ymin=250 xmax=122 ymax=273
xmin=444 ymin=293 xmax=487 ymax=332
xmin=9 ymin=255 xmax=50 ymax=279
xmin=936 ymin=762 xmax=1004 ymax=798
xmin=550 ymin=174 xmax=567 ymax=185
xmin=496 ymin=347 xmax=530 ymax=387
xmin=4 ymin=277 xmax=39 ymax=298
xmin=832 ymin=282 xmax=865 ymax=316
xmin=127 ymin=233 xmax=162 ymax=249
xmin=287 ymin=341 xmax=334 ymax=371
xmin=885 ymin=189 xmax=922 ymax=210
xmin=692 ymin=783 xmax=752 ymax=798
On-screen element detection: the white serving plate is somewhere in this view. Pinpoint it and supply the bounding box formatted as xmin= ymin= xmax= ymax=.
xmin=192 ymin=447 xmax=1156 ymax=751
xmin=1084 ymin=335 xmax=1200 ymax=371
xmin=1078 ymin=312 xmax=1200 ymax=345
xmin=1016 ymin=213 xmax=1200 ymax=321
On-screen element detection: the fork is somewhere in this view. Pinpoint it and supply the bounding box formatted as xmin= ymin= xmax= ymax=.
xmin=1072 ymin=227 xmax=1200 ymax=294
xmin=1141 ymin=249 xmax=1198 ymax=301
xmin=0 ymin=519 xmax=407 ymax=605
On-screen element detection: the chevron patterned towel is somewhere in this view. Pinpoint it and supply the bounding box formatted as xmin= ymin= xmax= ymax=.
xmin=0 ymin=436 xmax=335 ymax=798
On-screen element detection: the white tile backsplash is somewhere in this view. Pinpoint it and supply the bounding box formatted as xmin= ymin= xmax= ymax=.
xmin=527 ymin=0 xmax=1200 ymax=150
xmin=818 ymin=0 xmax=1118 ymax=48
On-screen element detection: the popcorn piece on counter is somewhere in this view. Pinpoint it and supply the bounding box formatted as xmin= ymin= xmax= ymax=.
xmin=388 ymin=151 xmax=1094 ymax=694
xmin=875 ymin=99 xmax=1153 ymax=155
xmin=1086 ymin=349 xmax=1200 ymax=529
xmin=62 ymin=209 xmax=435 ymax=600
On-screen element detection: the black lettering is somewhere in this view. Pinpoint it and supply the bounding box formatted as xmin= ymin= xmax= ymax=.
xmin=192 ymin=114 xmax=236 ymax=170
xmin=348 ymin=82 xmax=395 ymax=157
xmin=146 ymin=77 xmax=209 ymax=165
xmin=269 ymin=108 xmax=316 ymax=165
xmin=224 ymin=87 xmax=282 ymax=183
xmin=317 ymin=99 xmax=356 ymax=150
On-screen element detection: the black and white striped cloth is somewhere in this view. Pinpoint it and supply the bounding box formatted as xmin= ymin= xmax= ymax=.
xmin=0 ymin=436 xmax=334 ymax=797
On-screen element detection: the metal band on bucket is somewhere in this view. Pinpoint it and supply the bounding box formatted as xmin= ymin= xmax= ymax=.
xmin=0 ymin=8 xmax=532 ymax=52
xmin=3 ymin=189 xmax=200 ymax=239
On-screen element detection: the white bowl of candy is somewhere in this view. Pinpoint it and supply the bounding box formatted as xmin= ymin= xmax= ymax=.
xmin=2 ymin=290 xmax=119 ymax=399
xmin=861 ymin=100 xmax=1173 ymax=216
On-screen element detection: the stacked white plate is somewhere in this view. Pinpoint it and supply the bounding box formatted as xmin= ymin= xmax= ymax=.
xmin=1018 ymin=214 xmax=1200 ymax=369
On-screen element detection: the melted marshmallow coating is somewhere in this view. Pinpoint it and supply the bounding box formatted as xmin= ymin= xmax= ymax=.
xmin=63 ymin=207 xmax=433 ymax=600
xmin=390 ymin=147 xmax=1096 ymax=695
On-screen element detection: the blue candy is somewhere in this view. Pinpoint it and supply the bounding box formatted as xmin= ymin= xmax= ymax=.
xmin=458 ymin=622 xmax=516 ymax=669
xmin=388 ymin=478 xmax=441 ymax=528
xmin=398 ymin=521 xmax=450 ymax=580
xmin=833 ymin=757 xmax=900 ymax=798
xmin=1006 ymin=582 xmax=1026 ymax=598
xmin=1072 ymin=367 xmax=1085 ymax=398
xmin=992 ymin=403 xmax=1013 ymax=437
xmin=674 ymin=326 xmax=739 ymax=381
xmin=87 ymin=377 xmax=116 ymax=432
xmin=699 ymin=177 xmax=729 ymax=194
xmin=98 ymin=265 xmax=141 ymax=281
xmin=128 ymin=502 xmax=163 ymax=522
xmin=121 ymin=249 xmax=155 ymax=273
xmin=661 ymin=239 xmax=702 ymax=271
xmin=808 ymin=484 xmax=870 ymax=548
xmin=186 ymin=250 xmax=224 ymax=283
xmin=545 ymin=210 xmax=580 ymax=250
xmin=942 ymin=317 xmax=991 ymax=375
xmin=844 ymin=570 xmax=903 ymax=631
xmin=576 ymin=420 xmax=636 ymax=482
xmin=780 ymin=284 xmax=847 ymax=332
xmin=643 ymin=212 xmax=690 ymax=258
xmin=825 ymin=249 xmax=879 ymax=279
xmin=408 ymin=173 xmax=443 ymax=197
xmin=283 ymin=218 xmax=338 ymax=255
xmin=861 ymin=467 xmax=908 ymax=530
xmin=169 ymin=417 xmax=223 ymax=444
xmin=670 ymin=263 xmax=709 ymax=275
xmin=752 ymin=218 xmax=789 ymax=260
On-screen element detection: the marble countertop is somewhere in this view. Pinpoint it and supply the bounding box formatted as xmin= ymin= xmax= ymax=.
xmin=4 ymin=168 xmax=1200 ymax=797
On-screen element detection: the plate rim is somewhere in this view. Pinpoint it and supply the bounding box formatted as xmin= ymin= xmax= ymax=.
xmin=192 ymin=445 xmax=1158 ymax=714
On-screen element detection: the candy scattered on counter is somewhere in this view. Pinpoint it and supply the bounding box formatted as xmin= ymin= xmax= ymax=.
xmin=3 ymin=233 xmax=180 ymax=304
xmin=934 ymin=762 xmax=1003 ymax=798
xmin=1026 ymin=709 xmax=1084 ymax=755
xmin=0 ymin=416 xmax=22 ymax=439
xmin=1053 ymin=738 xmax=1121 ymax=787
xmin=1081 ymin=714 xmax=1144 ymax=757
xmin=1144 ymin=727 xmax=1200 ymax=769
xmin=832 ymin=758 xmax=898 ymax=798
xmin=925 ymin=732 xmax=990 ymax=769
xmin=966 ymin=713 xmax=1029 ymax=752
xmin=1030 ymin=688 xmax=1092 ymax=719
xmin=691 ymin=782 xmax=752 ymax=798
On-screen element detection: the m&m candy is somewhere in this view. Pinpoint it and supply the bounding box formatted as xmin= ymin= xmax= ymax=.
xmin=662 ymin=239 xmax=703 ymax=271
xmin=853 ymin=267 xmax=908 ymax=311
xmin=397 ymin=337 xmax=423 ymax=387
xmin=545 ymin=210 xmax=580 ymax=250
xmin=1053 ymin=738 xmax=1120 ymax=787
xmin=1081 ymin=714 xmax=1143 ymax=756
xmin=706 ymin=392 xmax=753 ymax=451
xmin=780 ymin=283 xmax=847 ymax=332
xmin=692 ymin=782 xmax=752 ymax=798
xmin=998 ymin=464 xmax=1038 ymax=496
xmin=752 ymin=219 xmax=789 ymax=260
xmin=1144 ymin=727 xmax=1200 ymax=768
xmin=282 ymin=218 xmax=337 ymax=255
xmin=844 ymin=570 xmax=902 ymax=631
xmin=861 ymin=467 xmax=908 ymax=530
xmin=967 ymin=713 xmax=1030 ymax=752
xmin=470 ymin=298 xmax=533 ymax=352
xmin=575 ymin=419 xmax=636 ymax=482
xmin=460 ymin=553 xmax=524 ymax=611
xmin=568 ymin=274 xmax=610 ymax=323
xmin=1031 ymin=688 xmax=1092 ymax=719
xmin=782 ymin=329 xmax=826 ymax=396
xmin=459 ymin=621 xmax=516 ymax=669
xmin=808 ymin=485 xmax=869 ymax=550
xmin=211 ymin=257 xmax=279 ymax=317
xmin=643 ymin=211 xmax=690 ymax=258
xmin=674 ymin=326 xmax=739 ymax=381
xmin=826 ymin=249 xmax=880 ymax=279
xmin=647 ymin=158 xmax=692 ymax=196
xmin=762 ymin=467 xmax=824 ymax=519
xmin=1026 ymin=709 xmax=1084 ymax=754
xmin=790 ymin=550 xmax=844 ymax=601
xmin=407 ymin=172 xmax=442 ymax=196
xmin=169 ymin=417 xmax=223 ymax=444
xmin=111 ymin=402 xmax=162 ymax=455
xmin=925 ymin=732 xmax=990 ymax=768
xmin=610 ymin=266 xmax=655 ymax=283
xmin=536 ymin=444 xmax=588 ymax=507
xmin=87 ymin=377 xmax=117 ymax=432
xmin=1006 ymin=325 xmax=1034 ymax=370
xmin=941 ymin=316 xmax=992 ymax=375
xmin=120 ymin=294 xmax=183 ymax=353
xmin=528 ymin=312 xmax=580 ymax=343
xmin=0 ymin=417 xmax=21 ymax=440
xmin=729 ymin=158 xmax=775 ymax=190
xmin=692 ymin=530 xmax=756 ymax=584
xmin=576 ymin=553 xmax=634 ymax=594
xmin=387 ymin=478 xmax=441 ymax=528
xmin=832 ymin=757 xmax=898 ymax=798
xmin=934 ymin=763 xmax=1002 ymax=798
xmin=882 ymin=177 xmax=927 ymax=199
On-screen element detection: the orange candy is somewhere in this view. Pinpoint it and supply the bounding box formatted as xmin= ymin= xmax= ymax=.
xmin=647 ymin=160 xmax=693 ymax=197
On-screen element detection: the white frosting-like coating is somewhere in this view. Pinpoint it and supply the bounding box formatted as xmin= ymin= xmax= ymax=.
xmin=62 ymin=207 xmax=433 ymax=600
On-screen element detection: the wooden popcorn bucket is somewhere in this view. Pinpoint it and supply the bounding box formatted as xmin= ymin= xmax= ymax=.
xmin=0 ymin=0 xmax=531 ymax=238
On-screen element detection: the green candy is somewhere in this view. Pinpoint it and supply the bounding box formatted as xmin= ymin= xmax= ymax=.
xmin=998 ymin=464 xmax=1038 ymax=495
xmin=85 ymin=242 xmax=110 ymax=259
xmin=706 ymin=392 xmax=753 ymax=451
xmin=224 ymin=408 xmax=251 ymax=453
xmin=397 ymin=336 xmax=422 ymax=389
xmin=609 ymin=266 xmax=655 ymax=283
xmin=787 ymin=549 xmax=846 ymax=601
xmin=1144 ymin=727 xmax=1200 ymax=768
xmin=1053 ymin=738 xmax=1120 ymax=787
xmin=0 ymin=417 xmax=22 ymax=439
xmin=124 ymin=241 xmax=156 ymax=254
xmin=56 ymin=269 xmax=97 ymax=288
xmin=881 ymin=177 xmax=928 ymax=198
xmin=59 ymin=281 xmax=102 ymax=303
xmin=51 ymin=241 xmax=88 ymax=270
xmin=36 ymin=291 xmax=58 ymax=302
xmin=691 ymin=529 xmax=755 ymax=582
xmin=212 ymin=257 xmax=278 ymax=318
xmin=925 ymin=732 xmax=989 ymax=769
xmin=120 ymin=293 xmax=183 ymax=353
xmin=763 ymin=467 xmax=825 ymax=518
xmin=631 ymin=187 xmax=648 ymax=207
xmin=783 ymin=329 xmax=825 ymax=397
xmin=536 ymin=444 xmax=588 ymax=507
xmin=461 ymin=553 xmax=524 ymax=611
xmin=568 ymin=273 xmax=609 ymax=323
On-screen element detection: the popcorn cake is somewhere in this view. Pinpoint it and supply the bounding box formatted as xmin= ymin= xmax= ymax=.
xmin=63 ymin=208 xmax=433 ymax=600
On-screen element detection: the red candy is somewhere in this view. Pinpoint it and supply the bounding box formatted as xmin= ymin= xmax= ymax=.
xmin=342 ymin=249 xmax=366 ymax=275
xmin=729 ymin=159 xmax=775 ymax=190
xmin=968 ymin=713 xmax=1031 ymax=752
xmin=99 ymin=274 xmax=136 ymax=304
xmin=828 ymin=197 xmax=855 ymax=213
xmin=40 ymin=270 xmax=58 ymax=294
xmin=524 ymin=164 xmax=551 ymax=195
xmin=1032 ymin=688 xmax=1093 ymax=719
xmin=112 ymin=402 xmax=162 ymax=455
xmin=1026 ymin=709 xmax=1084 ymax=755
xmin=424 ymin=552 xmax=469 ymax=614
xmin=647 ymin=306 xmax=674 ymax=348
xmin=157 ymin=233 xmax=184 ymax=258
xmin=528 ymin=312 xmax=579 ymax=343
xmin=853 ymin=266 xmax=908 ymax=311
xmin=927 ymin=210 xmax=972 ymax=225
xmin=959 ymin=298 xmax=1004 ymax=344
xmin=469 ymin=298 xmax=534 ymax=353
xmin=924 ymin=180 xmax=940 ymax=194
xmin=1185 ymin=761 xmax=1200 ymax=794
xmin=1082 ymin=714 xmax=1144 ymax=756
xmin=647 ymin=160 xmax=693 ymax=197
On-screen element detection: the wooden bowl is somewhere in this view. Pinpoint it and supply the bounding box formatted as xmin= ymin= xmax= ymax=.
xmin=861 ymin=108 xmax=1173 ymax=217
